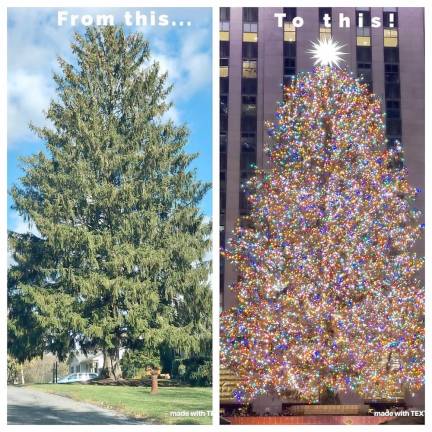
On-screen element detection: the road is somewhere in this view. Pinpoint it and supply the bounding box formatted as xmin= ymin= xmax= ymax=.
xmin=7 ymin=385 xmax=145 ymax=425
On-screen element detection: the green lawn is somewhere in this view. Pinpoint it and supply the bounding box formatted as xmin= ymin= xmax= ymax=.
xmin=29 ymin=384 xmax=212 ymax=425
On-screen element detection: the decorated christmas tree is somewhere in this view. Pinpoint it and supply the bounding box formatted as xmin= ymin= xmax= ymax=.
xmin=220 ymin=41 xmax=424 ymax=403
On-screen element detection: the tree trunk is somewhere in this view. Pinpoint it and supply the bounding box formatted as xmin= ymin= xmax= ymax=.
xmin=100 ymin=349 xmax=122 ymax=380
xmin=110 ymin=348 xmax=122 ymax=380
xmin=150 ymin=370 xmax=159 ymax=394
xmin=100 ymin=349 xmax=112 ymax=379
xmin=20 ymin=364 xmax=25 ymax=385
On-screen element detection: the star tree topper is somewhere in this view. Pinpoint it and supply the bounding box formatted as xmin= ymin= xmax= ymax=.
xmin=308 ymin=38 xmax=347 ymax=68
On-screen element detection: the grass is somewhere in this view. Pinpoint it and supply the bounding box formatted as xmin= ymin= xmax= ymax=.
xmin=29 ymin=384 xmax=212 ymax=425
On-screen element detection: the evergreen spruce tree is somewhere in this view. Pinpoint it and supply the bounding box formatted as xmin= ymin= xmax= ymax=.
xmin=8 ymin=26 xmax=211 ymax=379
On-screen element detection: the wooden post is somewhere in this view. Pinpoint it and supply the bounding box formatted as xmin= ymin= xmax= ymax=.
xmin=150 ymin=369 xmax=160 ymax=394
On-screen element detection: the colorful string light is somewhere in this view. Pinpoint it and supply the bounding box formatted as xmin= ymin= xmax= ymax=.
xmin=220 ymin=66 xmax=424 ymax=403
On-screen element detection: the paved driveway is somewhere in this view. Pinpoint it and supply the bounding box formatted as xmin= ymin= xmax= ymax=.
xmin=8 ymin=385 xmax=145 ymax=425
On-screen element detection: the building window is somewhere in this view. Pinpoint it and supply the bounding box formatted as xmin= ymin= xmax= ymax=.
xmin=357 ymin=46 xmax=372 ymax=90
xmin=220 ymin=225 xmax=225 ymax=249
xmin=385 ymin=63 xmax=399 ymax=83
xmin=220 ymin=77 xmax=229 ymax=94
xmin=239 ymin=7 xmax=258 ymax=233
xmin=220 ymin=41 xmax=230 ymax=58
xmin=220 ymin=8 xmax=230 ymax=41
xmin=283 ymin=22 xmax=296 ymax=42
xmin=356 ymin=9 xmax=371 ymax=46
xmin=384 ymin=28 xmax=398 ymax=47
xmin=240 ymin=135 xmax=257 ymax=170
xmin=220 ymin=190 xmax=226 ymax=214
xmin=220 ymin=41 xmax=229 ymax=77
xmin=242 ymin=60 xmax=257 ymax=78
xmin=385 ymin=82 xmax=400 ymax=99
xmin=319 ymin=8 xmax=332 ymax=41
xmin=386 ymin=100 xmax=400 ymax=119
xmin=243 ymin=7 xmax=258 ymax=42
xmin=283 ymin=8 xmax=296 ymax=42
xmin=220 ymin=135 xmax=227 ymax=171
xmin=356 ymin=27 xmax=371 ymax=46
xmin=220 ymin=94 xmax=228 ymax=116
xmin=242 ymin=42 xmax=258 ymax=59
xmin=220 ymin=7 xmax=230 ymax=22
xmin=320 ymin=26 xmax=331 ymax=42
xmin=220 ymin=113 xmax=228 ymax=133
xmin=76 ymin=365 xmax=80 ymax=373
xmin=241 ymin=115 xmax=257 ymax=132
xmin=239 ymin=172 xmax=254 ymax=213
xmin=386 ymin=119 xmax=401 ymax=136
xmin=243 ymin=23 xmax=258 ymax=42
xmin=242 ymin=78 xmax=257 ymax=94
xmin=241 ymin=95 xmax=257 ymax=116
xmin=220 ymin=66 xmax=229 ymax=78
xmin=383 ymin=10 xmax=401 ymax=155
xmin=283 ymin=8 xmax=297 ymax=87
xmin=284 ymin=58 xmax=296 ymax=77
xmin=383 ymin=9 xmax=398 ymax=27
xmin=243 ymin=7 xmax=258 ymax=22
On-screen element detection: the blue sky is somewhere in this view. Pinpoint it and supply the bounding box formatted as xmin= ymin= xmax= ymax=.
xmin=7 ymin=7 xmax=212 ymax=233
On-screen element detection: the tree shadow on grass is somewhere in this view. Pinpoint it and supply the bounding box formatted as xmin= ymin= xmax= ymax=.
xmin=7 ymin=404 xmax=143 ymax=425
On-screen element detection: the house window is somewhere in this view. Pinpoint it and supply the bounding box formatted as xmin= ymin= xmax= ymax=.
xmin=76 ymin=365 xmax=80 ymax=373
xmin=70 ymin=366 xmax=74 ymax=373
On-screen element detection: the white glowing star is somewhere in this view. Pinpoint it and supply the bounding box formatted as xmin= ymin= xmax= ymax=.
xmin=307 ymin=38 xmax=347 ymax=68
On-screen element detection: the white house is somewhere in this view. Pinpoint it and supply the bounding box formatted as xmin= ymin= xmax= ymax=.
xmin=68 ymin=349 xmax=125 ymax=375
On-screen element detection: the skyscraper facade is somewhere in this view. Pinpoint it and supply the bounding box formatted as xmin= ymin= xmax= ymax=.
xmin=220 ymin=7 xmax=424 ymax=310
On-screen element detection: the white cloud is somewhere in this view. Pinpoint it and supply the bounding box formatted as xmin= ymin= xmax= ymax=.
xmin=8 ymin=70 xmax=54 ymax=143
xmin=152 ymin=27 xmax=211 ymax=104
xmin=7 ymin=9 xmax=70 ymax=147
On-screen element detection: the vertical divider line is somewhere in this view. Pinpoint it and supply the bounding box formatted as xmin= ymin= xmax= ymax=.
xmin=211 ymin=4 xmax=220 ymax=427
